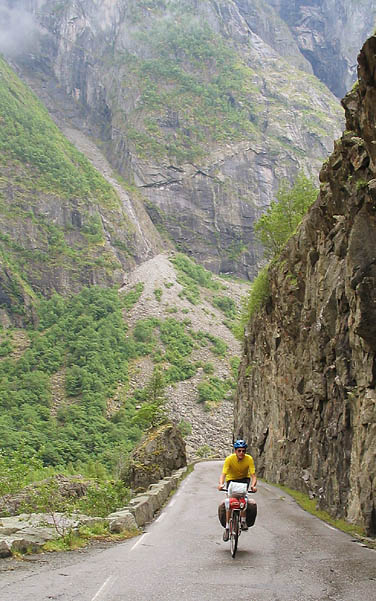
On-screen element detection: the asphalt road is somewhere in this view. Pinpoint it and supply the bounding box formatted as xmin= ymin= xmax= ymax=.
xmin=0 ymin=461 xmax=375 ymax=601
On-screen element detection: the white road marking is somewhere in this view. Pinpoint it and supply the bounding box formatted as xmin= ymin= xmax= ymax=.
xmin=156 ymin=513 xmax=166 ymax=523
xmin=130 ymin=532 xmax=148 ymax=551
xmin=168 ymin=498 xmax=176 ymax=507
xmin=91 ymin=575 xmax=116 ymax=601
xmin=325 ymin=524 xmax=337 ymax=531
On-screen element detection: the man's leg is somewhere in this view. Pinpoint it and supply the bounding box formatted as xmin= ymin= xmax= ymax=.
xmin=223 ymin=507 xmax=231 ymax=541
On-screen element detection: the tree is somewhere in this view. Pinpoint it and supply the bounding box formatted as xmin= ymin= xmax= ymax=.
xmin=254 ymin=172 xmax=318 ymax=259
xmin=132 ymin=367 xmax=167 ymax=429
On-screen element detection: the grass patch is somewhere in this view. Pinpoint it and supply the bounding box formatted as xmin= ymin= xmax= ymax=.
xmin=42 ymin=524 xmax=140 ymax=553
xmin=171 ymin=253 xmax=221 ymax=304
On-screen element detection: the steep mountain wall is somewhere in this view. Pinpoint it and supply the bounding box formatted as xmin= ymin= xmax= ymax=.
xmin=10 ymin=0 xmax=344 ymax=279
xmin=264 ymin=0 xmax=376 ymax=98
xmin=234 ymin=36 xmax=376 ymax=536
xmin=0 ymin=55 xmax=164 ymax=324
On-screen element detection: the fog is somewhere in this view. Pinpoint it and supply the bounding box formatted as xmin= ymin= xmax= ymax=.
xmin=0 ymin=1 xmax=39 ymax=57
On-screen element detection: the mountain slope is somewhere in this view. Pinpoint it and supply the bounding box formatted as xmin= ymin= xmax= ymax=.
xmin=122 ymin=252 xmax=249 ymax=457
xmin=0 ymin=55 xmax=164 ymax=322
xmin=263 ymin=0 xmax=376 ymax=97
xmin=13 ymin=0 xmax=344 ymax=279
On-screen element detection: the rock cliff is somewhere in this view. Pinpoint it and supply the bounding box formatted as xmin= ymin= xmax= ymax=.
xmin=264 ymin=0 xmax=376 ymax=98
xmin=11 ymin=0 xmax=345 ymax=279
xmin=234 ymin=36 xmax=376 ymax=536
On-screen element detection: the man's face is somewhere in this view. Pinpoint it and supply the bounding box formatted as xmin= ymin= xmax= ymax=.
xmin=235 ymin=447 xmax=246 ymax=460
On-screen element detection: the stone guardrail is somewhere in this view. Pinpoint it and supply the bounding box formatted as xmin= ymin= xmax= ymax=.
xmin=0 ymin=466 xmax=189 ymax=559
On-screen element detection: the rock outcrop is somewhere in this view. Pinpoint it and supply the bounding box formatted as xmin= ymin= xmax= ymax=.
xmin=234 ymin=36 xmax=376 ymax=536
xmin=128 ymin=422 xmax=187 ymax=490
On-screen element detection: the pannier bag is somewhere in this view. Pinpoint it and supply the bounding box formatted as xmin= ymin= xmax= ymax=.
xmin=218 ymin=499 xmax=257 ymax=528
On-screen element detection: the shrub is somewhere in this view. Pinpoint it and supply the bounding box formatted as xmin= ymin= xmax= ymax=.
xmin=234 ymin=266 xmax=270 ymax=339
xmin=197 ymin=376 xmax=230 ymax=404
xmin=254 ymin=172 xmax=318 ymax=259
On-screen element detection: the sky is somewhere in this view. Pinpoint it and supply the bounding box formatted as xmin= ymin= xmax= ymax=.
xmin=0 ymin=1 xmax=39 ymax=56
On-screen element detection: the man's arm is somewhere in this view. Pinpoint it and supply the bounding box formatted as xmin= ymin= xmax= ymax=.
xmin=250 ymin=472 xmax=257 ymax=492
xmin=218 ymin=471 xmax=226 ymax=490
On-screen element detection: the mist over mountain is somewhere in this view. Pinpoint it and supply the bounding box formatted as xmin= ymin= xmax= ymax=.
xmin=0 ymin=1 xmax=40 ymax=56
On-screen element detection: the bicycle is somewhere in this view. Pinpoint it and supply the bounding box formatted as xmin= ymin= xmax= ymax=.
xmin=220 ymin=482 xmax=255 ymax=558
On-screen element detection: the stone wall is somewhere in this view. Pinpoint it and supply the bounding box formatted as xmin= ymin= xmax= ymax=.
xmin=234 ymin=36 xmax=376 ymax=536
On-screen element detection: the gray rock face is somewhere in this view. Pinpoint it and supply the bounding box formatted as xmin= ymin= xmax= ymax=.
xmin=234 ymin=36 xmax=376 ymax=536
xmin=264 ymin=0 xmax=376 ymax=97
xmin=12 ymin=0 xmax=344 ymax=279
xmin=0 ymin=513 xmax=105 ymax=557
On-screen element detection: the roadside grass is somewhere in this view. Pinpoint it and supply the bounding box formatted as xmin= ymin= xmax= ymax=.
xmin=41 ymin=524 xmax=141 ymax=553
xmin=11 ymin=524 xmax=141 ymax=557
xmin=272 ymin=482 xmax=375 ymax=548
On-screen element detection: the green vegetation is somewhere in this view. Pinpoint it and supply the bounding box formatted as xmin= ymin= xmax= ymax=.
xmin=121 ymin=283 xmax=145 ymax=310
xmin=177 ymin=419 xmax=192 ymax=438
xmin=0 ymin=57 xmax=119 ymax=203
xmin=197 ymin=375 xmax=233 ymax=407
xmin=0 ymin=272 xmax=235 ymax=474
xmin=119 ymin=15 xmax=260 ymax=163
xmin=171 ymin=253 xmax=221 ymax=304
xmin=42 ymin=522 xmax=139 ymax=553
xmin=0 ymin=450 xmax=132 ymax=536
xmin=0 ymin=287 xmax=146 ymax=469
xmin=132 ymin=367 xmax=167 ymax=428
xmin=196 ymin=444 xmax=215 ymax=458
xmin=211 ymin=294 xmax=237 ymax=320
xmin=254 ymin=172 xmax=318 ymax=259
xmin=154 ymin=287 xmax=163 ymax=301
xmin=235 ymin=173 xmax=317 ymax=338
xmin=234 ymin=266 xmax=270 ymax=339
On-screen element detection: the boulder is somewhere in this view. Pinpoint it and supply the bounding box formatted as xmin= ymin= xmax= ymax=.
xmin=0 ymin=540 xmax=12 ymax=558
xmin=128 ymin=422 xmax=187 ymax=490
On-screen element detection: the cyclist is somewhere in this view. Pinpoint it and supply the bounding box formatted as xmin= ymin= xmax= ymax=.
xmin=218 ymin=439 xmax=257 ymax=541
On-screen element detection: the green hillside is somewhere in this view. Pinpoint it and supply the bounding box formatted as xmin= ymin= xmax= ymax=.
xmin=0 ymin=56 xmax=138 ymax=318
xmin=0 ymin=56 xmax=117 ymax=201
xmin=0 ymin=254 xmax=240 ymax=472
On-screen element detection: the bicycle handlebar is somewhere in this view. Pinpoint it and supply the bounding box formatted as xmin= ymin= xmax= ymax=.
xmin=219 ymin=487 xmax=256 ymax=493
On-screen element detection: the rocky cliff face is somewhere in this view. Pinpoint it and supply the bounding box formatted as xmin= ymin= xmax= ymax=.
xmin=234 ymin=36 xmax=376 ymax=536
xmin=10 ymin=0 xmax=345 ymax=279
xmin=264 ymin=0 xmax=376 ymax=98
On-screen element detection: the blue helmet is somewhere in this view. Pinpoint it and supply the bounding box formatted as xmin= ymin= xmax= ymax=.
xmin=234 ymin=439 xmax=248 ymax=449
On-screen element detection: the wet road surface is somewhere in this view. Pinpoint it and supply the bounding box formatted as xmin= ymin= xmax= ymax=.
xmin=0 ymin=461 xmax=375 ymax=600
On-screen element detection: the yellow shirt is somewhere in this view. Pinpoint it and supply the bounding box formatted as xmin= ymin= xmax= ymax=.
xmin=222 ymin=453 xmax=255 ymax=481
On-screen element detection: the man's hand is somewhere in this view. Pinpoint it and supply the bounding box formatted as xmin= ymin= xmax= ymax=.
xmin=249 ymin=485 xmax=257 ymax=493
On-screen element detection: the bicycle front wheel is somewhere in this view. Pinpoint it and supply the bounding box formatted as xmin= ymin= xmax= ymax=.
xmin=230 ymin=512 xmax=239 ymax=558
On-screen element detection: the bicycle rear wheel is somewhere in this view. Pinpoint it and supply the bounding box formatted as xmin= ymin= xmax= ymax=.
xmin=230 ymin=512 xmax=239 ymax=558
